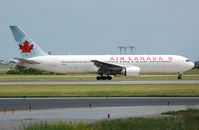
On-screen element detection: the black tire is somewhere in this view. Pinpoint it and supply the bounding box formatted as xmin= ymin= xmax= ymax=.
xmin=96 ymin=76 xmax=112 ymax=80
xmin=178 ymin=75 xmax=182 ymax=80
xmin=107 ymin=76 xmax=112 ymax=80
xmin=96 ymin=76 xmax=101 ymax=80
xmin=102 ymin=76 xmax=107 ymax=80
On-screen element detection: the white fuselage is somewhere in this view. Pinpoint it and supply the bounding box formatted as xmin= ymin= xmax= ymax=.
xmin=23 ymin=55 xmax=194 ymax=74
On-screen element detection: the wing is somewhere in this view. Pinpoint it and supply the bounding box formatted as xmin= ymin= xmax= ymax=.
xmin=91 ymin=60 xmax=124 ymax=75
xmin=91 ymin=60 xmax=123 ymax=70
xmin=15 ymin=58 xmax=40 ymax=64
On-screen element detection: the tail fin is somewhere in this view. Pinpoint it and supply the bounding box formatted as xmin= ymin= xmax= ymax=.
xmin=10 ymin=26 xmax=47 ymax=58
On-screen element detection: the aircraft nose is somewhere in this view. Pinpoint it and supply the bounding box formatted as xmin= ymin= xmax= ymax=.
xmin=189 ymin=62 xmax=195 ymax=69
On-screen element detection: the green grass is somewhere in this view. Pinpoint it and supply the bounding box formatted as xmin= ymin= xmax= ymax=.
xmin=0 ymin=84 xmax=199 ymax=97
xmin=0 ymin=74 xmax=96 ymax=81
xmin=0 ymin=65 xmax=13 ymax=69
xmin=184 ymin=69 xmax=199 ymax=75
xmin=0 ymin=65 xmax=12 ymax=74
xmin=25 ymin=109 xmax=199 ymax=130
xmin=0 ymin=68 xmax=198 ymax=97
xmin=25 ymin=117 xmax=185 ymax=130
xmin=163 ymin=108 xmax=199 ymax=130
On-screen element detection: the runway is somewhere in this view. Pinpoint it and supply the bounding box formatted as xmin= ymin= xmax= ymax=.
xmin=0 ymin=97 xmax=199 ymax=130
xmin=2 ymin=105 xmax=199 ymax=130
xmin=0 ymin=80 xmax=198 ymax=129
xmin=1 ymin=97 xmax=199 ymax=110
xmin=0 ymin=80 xmax=199 ymax=84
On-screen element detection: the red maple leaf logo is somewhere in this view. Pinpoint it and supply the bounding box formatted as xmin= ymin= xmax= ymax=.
xmin=19 ymin=40 xmax=34 ymax=53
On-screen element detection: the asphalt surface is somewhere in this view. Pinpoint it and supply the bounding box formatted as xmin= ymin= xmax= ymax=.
xmin=0 ymin=80 xmax=199 ymax=84
xmin=1 ymin=97 xmax=199 ymax=110
xmin=1 ymin=97 xmax=199 ymax=130
xmin=2 ymin=105 xmax=199 ymax=130
xmin=0 ymin=80 xmax=198 ymax=130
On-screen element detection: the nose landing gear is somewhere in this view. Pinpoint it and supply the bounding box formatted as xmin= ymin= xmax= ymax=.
xmin=178 ymin=73 xmax=183 ymax=80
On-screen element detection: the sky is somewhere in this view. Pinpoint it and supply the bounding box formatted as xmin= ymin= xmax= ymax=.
xmin=0 ymin=0 xmax=199 ymax=61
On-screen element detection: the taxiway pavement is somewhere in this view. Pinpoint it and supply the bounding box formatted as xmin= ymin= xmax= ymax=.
xmin=1 ymin=97 xmax=199 ymax=110
xmin=0 ymin=97 xmax=199 ymax=130
xmin=0 ymin=80 xmax=199 ymax=84
xmin=2 ymin=105 xmax=199 ymax=130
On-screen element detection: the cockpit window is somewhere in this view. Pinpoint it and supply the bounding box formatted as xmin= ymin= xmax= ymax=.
xmin=186 ymin=59 xmax=190 ymax=62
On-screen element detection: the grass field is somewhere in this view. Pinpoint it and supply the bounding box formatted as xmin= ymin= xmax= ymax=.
xmin=25 ymin=108 xmax=199 ymax=130
xmin=163 ymin=108 xmax=199 ymax=130
xmin=0 ymin=69 xmax=198 ymax=97
xmin=0 ymin=84 xmax=199 ymax=97
xmin=184 ymin=68 xmax=199 ymax=75
xmin=0 ymin=65 xmax=12 ymax=74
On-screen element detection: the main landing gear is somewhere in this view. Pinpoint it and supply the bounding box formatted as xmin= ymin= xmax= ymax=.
xmin=96 ymin=75 xmax=112 ymax=80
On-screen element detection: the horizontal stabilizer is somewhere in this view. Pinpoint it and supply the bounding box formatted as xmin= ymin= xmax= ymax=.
xmin=15 ymin=58 xmax=40 ymax=64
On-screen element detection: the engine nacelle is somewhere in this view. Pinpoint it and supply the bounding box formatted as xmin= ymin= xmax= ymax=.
xmin=121 ymin=66 xmax=140 ymax=76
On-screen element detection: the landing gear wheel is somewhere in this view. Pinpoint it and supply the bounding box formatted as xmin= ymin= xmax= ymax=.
xmin=102 ymin=76 xmax=107 ymax=80
xmin=178 ymin=74 xmax=182 ymax=80
xmin=96 ymin=76 xmax=101 ymax=80
xmin=96 ymin=75 xmax=112 ymax=80
xmin=107 ymin=76 xmax=112 ymax=80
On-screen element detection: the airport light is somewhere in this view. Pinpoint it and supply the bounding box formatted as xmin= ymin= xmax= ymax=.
xmin=129 ymin=45 xmax=135 ymax=55
xmin=118 ymin=46 xmax=125 ymax=55
xmin=118 ymin=45 xmax=136 ymax=55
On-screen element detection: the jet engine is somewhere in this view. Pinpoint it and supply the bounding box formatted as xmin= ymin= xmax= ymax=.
xmin=121 ymin=66 xmax=140 ymax=76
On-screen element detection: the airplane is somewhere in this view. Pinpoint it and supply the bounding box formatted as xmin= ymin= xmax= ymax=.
xmin=9 ymin=26 xmax=194 ymax=80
